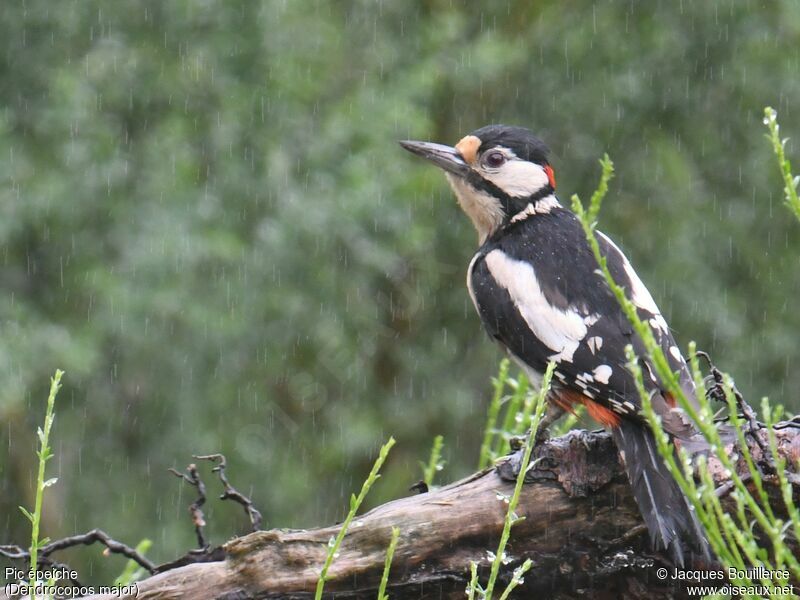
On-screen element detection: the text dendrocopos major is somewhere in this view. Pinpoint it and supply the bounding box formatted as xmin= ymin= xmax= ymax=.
xmin=400 ymin=125 xmax=709 ymax=565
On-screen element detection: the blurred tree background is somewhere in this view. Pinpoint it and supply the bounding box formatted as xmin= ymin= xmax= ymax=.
xmin=1 ymin=0 xmax=799 ymax=582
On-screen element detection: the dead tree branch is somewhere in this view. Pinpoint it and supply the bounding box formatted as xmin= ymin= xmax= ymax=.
xmin=64 ymin=423 xmax=799 ymax=600
xmin=195 ymin=453 xmax=263 ymax=531
xmin=168 ymin=463 xmax=209 ymax=550
xmin=0 ymin=529 xmax=155 ymax=579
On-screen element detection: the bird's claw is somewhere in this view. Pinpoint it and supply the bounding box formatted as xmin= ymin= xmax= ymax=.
xmin=508 ymin=434 xmax=526 ymax=452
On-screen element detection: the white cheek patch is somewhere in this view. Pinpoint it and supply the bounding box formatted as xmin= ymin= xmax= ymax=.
xmin=485 ymin=249 xmax=596 ymax=363
xmin=482 ymin=160 xmax=550 ymax=198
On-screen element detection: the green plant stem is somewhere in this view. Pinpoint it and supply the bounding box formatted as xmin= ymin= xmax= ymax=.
xmin=550 ymin=404 xmax=584 ymax=437
xmin=763 ymin=398 xmax=800 ymax=546
xmin=763 ymin=106 xmax=800 ymax=222
xmin=422 ymin=435 xmax=444 ymax=487
xmin=315 ymin=437 xmax=395 ymax=600
xmin=479 ymin=359 xmax=509 ymax=469
xmin=467 ymin=562 xmax=479 ymax=600
xmin=491 ymin=373 xmax=528 ymax=459
xmin=114 ymin=539 xmax=152 ymax=586
xmin=577 ymin=164 xmax=794 ymax=580
xmin=512 ymin=375 xmax=536 ymax=435
xmin=377 ymin=527 xmax=400 ymax=600
xmin=25 ymin=369 xmax=64 ymax=583
xmin=573 ymin=150 xmax=800 ymax=588
xmin=483 ymin=362 xmax=554 ymax=600
xmin=497 ymin=559 xmax=533 ymax=600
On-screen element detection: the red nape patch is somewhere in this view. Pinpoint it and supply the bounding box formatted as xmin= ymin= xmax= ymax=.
xmin=544 ymin=164 xmax=556 ymax=189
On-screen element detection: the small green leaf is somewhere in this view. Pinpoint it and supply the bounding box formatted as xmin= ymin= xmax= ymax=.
xmin=19 ymin=506 xmax=34 ymax=522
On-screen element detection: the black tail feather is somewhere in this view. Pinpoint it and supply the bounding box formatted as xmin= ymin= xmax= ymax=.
xmin=611 ymin=420 xmax=711 ymax=565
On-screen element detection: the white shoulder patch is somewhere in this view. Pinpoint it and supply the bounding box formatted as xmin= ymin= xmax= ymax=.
xmin=485 ymin=249 xmax=595 ymax=362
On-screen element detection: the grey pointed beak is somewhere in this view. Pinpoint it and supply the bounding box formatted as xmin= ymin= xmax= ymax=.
xmin=399 ymin=140 xmax=470 ymax=177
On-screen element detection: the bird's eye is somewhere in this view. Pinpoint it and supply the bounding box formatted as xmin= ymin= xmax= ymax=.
xmin=483 ymin=151 xmax=506 ymax=168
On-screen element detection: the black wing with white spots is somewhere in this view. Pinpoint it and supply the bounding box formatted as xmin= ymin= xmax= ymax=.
xmin=467 ymin=205 xmax=710 ymax=561
xmin=468 ymin=206 xmax=693 ymax=430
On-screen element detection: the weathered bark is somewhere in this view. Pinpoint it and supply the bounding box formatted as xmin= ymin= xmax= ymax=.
xmin=55 ymin=423 xmax=799 ymax=600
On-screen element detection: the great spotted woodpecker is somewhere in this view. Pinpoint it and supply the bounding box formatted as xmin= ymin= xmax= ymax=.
xmin=401 ymin=125 xmax=709 ymax=564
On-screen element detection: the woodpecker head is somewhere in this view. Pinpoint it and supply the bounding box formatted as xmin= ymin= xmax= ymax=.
xmin=401 ymin=125 xmax=558 ymax=243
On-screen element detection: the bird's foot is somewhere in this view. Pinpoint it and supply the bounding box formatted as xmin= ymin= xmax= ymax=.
xmin=508 ymin=434 xmax=526 ymax=452
xmin=495 ymin=442 xmax=549 ymax=483
xmin=495 ymin=430 xmax=551 ymax=483
xmin=534 ymin=401 xmax=566 ymax=443
xmin=495 ymin=403 xmax=565 ymax=482
xmin=496 ymin=445 xmax=527 ymax=482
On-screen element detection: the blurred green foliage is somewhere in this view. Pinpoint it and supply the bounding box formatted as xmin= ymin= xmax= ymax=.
xmin=1 ymin=0 xmax=799 ymax=581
